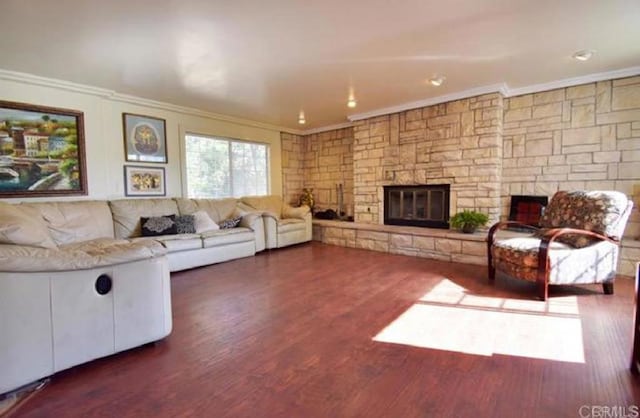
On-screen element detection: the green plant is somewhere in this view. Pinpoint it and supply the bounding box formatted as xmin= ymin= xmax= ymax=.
xmin=450 ymin=210 xmax=489 ymax=233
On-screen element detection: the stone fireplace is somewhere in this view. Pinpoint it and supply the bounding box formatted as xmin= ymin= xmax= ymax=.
xmin=383 ymin=184 xmax=450 ymax=228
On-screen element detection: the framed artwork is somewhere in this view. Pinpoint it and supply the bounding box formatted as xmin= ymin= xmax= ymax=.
xmin=124 ymin=165 xmax=166 ymax=196
xmin=122 ymin=113 xmax=167 ymax=163
xmin=0 ymin=100 xmax=88 ymax=198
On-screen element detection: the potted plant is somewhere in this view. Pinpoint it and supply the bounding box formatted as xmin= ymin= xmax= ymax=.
xmin=449 ymin=210 xmax=489 ymax=234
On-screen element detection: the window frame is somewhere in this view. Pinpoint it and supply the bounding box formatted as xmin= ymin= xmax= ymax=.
xmin=182 ymin=131 xmax=271 ymax=199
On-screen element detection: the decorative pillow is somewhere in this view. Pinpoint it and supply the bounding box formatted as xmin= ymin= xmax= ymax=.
xmin=193 ymin=210 xmax=219 ymax=233
xmin=140 ymin=215 xmax=178 ymax=237
xmin=175 ymin=215 xmax=196 ymax=234
xmin=0 ymin=202 xmax=58 ymax=249
xmin=219 ymin=216 xmax=242 ymax=229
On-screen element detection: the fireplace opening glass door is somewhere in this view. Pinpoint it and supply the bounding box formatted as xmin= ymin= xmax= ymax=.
xmin=384 ymin=184 xmax=450 ymax=228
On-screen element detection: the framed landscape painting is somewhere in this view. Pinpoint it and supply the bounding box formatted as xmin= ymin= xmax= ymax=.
xmin=0 ymin=100 xmax=88 ymax=198
xmin=124 ymin=165 xmax=166 ymax=196
xmin=122 ymin=113 xmax=167 ymax=163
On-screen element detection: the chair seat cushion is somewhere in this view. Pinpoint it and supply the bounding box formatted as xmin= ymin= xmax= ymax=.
xmin=492 ymin=237 xmax=619 ymax=284
xmin=492 ymin=237 xmax=570 ymax=268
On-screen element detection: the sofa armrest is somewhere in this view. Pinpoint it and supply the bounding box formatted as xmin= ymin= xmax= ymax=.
xmin=283 ymin=204 xmax=310 ymax=220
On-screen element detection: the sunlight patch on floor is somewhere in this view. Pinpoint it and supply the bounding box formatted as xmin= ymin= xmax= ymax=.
xmin=374 ymin=279 xmax=585 ymax=363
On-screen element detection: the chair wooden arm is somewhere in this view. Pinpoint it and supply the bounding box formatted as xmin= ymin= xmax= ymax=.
xmin=487 ymin=222 xmax=539 ymax=283
xmin=536 ymin=228 xmax=619 ymax=300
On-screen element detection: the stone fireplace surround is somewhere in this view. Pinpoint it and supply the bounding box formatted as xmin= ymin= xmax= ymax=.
xmin=282 ymin=76 xmax=640 ymax=276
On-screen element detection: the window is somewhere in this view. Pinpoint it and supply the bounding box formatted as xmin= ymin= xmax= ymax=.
xmin=184 ymin=134 xmax=269 ymax=198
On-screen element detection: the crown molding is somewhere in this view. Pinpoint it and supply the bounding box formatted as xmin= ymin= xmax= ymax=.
xmin=300 ymin=121 xmax=353 ymax=135
xmin=0 ymin=69 xmax=296 ymax=134
xmin=347 ymin=83 xmax=508 ymax=122
xmin=504 ymin=66 xmax=640 ymax=97
xmin=0 ymin=68 xmax=113 ymax=97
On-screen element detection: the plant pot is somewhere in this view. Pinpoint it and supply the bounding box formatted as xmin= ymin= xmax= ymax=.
xmin=461 ymin=224 xmax=476 ymax=234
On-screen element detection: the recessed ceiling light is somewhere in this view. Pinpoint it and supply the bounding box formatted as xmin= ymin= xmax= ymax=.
xmin=428 ymin=75 xmax=446 ymax=87
xmin=347 ymin=98 xmax=357 ymax=108
xmin=572 ymin=50 xmax=595 ymax=61
xmin=298 ymin=110 xmax=306 ymax=125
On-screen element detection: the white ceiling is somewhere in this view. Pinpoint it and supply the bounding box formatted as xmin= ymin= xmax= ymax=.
xmin=1 ymin=0 xmax=639 ymax=131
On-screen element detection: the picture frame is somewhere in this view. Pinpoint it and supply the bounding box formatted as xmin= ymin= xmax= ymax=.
xmin=0 ymin=100 xmax=88 ymax=198
xmin=123 ymin=165 xmax=166 ymax=197
xmin=122 ymin=113 xmax=167 ymax=163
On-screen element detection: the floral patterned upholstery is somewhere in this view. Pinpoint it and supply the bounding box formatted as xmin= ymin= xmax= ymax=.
xmin=489 ymin=190 xmax=633 ymax=294
xmin=538 ymin=190 xmax=629 ymax=248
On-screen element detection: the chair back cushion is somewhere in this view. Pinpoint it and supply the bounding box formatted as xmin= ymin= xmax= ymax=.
xmin=539 ymin=190 xmax=631 ymax=240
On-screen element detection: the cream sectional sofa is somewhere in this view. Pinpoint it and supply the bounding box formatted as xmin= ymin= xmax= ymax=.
xmin=109 ymin=198 xmax=264 ymax=272
xmin=0 ymin=195 xmax=309 ymax=395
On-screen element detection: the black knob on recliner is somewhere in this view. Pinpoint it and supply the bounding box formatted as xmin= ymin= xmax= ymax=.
xmin=95 ymin=274 xmax=112 ymax=295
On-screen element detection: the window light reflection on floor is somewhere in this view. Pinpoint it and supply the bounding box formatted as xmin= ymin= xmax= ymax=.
xmin=373 ymin=279 xmax=585 ymax=363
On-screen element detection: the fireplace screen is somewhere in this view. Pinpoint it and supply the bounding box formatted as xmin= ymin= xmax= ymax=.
xmin=384 ymin=184 xmax=450 ymax=228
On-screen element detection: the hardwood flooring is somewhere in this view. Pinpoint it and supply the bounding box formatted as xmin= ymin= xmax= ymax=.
xmin=14 ymin=242 xmax=640 ymax=417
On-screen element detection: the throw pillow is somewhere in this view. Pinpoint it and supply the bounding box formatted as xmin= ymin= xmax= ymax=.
xmin=0 ymin=202 xmax=58 ymax=249
xmin=219 ymin=215 xmax=242 ymax=229
xmin=175 ymin=215 xmax=196 ymax=234
xmin=140 ymin=215 xmax=178 ymax=237
xmin=193 ymin=210 xmax=219 ymax=233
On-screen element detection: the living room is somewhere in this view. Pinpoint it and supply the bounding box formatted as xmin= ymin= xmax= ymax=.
xmin=1 ymin=0 xmax=639 ymax=416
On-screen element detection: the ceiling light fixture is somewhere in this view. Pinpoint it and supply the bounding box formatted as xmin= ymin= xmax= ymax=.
xmin=298 ymin=110 xmax=306 ymax=125
xmin=428 ymin=75 xmax=446 ymax=87
xmin=572 ymin=50 xmax=595 ymax=61
xmin=348 ymin=87 xmax=357 ymax=108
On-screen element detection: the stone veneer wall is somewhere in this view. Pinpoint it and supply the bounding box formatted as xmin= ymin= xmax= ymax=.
xmin=280 ymin=132 xmax=305 ymax=205
xmin=302 ymin=128 xmax=354 ymax=214
xmin=501 ymin=77 xmax=640 ymax=239
xmin=352 ymin=93 xmax=503 ymax=224
xmin=280 ymin=76 xmax=640 ymax=275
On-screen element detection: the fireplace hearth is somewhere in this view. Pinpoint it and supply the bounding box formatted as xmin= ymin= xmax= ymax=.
xmin=383 ymin=184 xmax=450 ymax=228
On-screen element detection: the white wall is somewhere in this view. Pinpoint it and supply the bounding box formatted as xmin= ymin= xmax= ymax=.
xmin=0 ymin=71 xmax=283 ymax=202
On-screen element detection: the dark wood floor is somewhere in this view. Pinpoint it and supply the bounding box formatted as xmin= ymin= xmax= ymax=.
xmin=14 ymin=243 xmax=640 ymax=417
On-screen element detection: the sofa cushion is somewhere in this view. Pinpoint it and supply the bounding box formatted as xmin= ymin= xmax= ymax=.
xmin=175 ymin=215 xmax=196 ymax=234
xmin=21 ymin=201 xmax=114 ymax=245
xmin=133 ymin=234 xmax=203 ymax=253
xmin=240 ymin=195 xmax=283 ymax=219
xmin=141 ymin=215 xmax=178 ymax=237
xmin=278 ymin=218 xmax=306 ymax=233
xmin=110 ymin=198 xmax=179 ymax=238
xmin=0 ymin=202 xmax=57 ymax=249
xmin=176 ymin=198 xmax=238 ymax=223
xmin=201 ymin=227 xmax=255 ymax=248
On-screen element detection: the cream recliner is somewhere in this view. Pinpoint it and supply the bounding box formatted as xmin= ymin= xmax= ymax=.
xmin=239 ymin=195 xmax=312 ymax=249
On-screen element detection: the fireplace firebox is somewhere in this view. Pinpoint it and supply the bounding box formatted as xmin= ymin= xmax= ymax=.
xmin=508 ymin=195 xmax=548 ymax=227
xmin=383 ymin=184 xmax=450 ymax=228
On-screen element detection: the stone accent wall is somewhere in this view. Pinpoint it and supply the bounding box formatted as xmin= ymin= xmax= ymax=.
xmin=303 ymin=128 xmax=354 ymax=214
xmin=352 ymin=93 xmax=503 ymax=224
xmin=280 ymin=132 xmax=305 ymax=205
xmin=501 ymin=76 xmax=640 ymax=239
